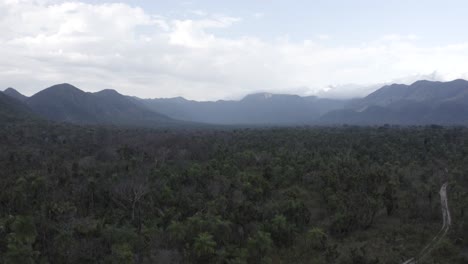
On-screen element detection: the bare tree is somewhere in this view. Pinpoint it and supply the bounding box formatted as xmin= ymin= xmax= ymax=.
xmin=112 ymin=172 xmax=149 ymax=227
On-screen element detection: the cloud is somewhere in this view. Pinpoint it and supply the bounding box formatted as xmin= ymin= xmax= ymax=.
xmin=169 ymin=15 xmax=241 ymax=48
xmin=253 ymin=12 xmax=264 ymax=19
xmin=380 ymin=34 xmax=419 ymax=42
xmin=317 ymin=34 xmax=330 ymax=40
xmin=189 ymin=10 xmax=207 ymax=17
xmin=1 ymin=1 xmax=468 ymax=100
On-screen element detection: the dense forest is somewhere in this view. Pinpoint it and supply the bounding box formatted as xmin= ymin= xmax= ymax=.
xmin=0 ymin=121 xmax=467 ymax=263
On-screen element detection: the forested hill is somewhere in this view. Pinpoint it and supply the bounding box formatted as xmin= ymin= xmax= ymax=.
xmin=0 ymin=122 xmax=467 ymax=263
xmin=3 ymin=88 xmax=28 ymax=102
xmin=0 ymin=91 xmax=35 ymax=122
xmin=24 ymin=83 xmax=181 ymax=128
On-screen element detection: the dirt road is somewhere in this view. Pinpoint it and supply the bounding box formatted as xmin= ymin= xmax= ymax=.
xmin=402 ymin=182 xmax=451 ymax=264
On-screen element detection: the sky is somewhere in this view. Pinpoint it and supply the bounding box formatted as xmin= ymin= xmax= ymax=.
xmin=1 ymin=0 xmax=468 ymax=100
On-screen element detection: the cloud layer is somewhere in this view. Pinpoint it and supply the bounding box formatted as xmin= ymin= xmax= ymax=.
xmin=1 ymin=0 xmax=468 ymax=100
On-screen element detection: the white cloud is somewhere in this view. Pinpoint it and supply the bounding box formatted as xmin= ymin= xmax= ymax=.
xmin=189 ymin=10 xmax=207 ymax=17
xmin=168 ymin=15 xmax=241 ymax=48
xmin=380 ymin=34 xmax=419 ymax=42
xmin=1 ymin=1 xmax=468 ymax=100
xmin=317 ymin=34 xmax=330 ymax=40
xmin=253 ymin=12 xmax=264 ymax=19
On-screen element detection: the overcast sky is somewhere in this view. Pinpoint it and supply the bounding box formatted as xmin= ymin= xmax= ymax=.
xmin=2 ymin=0 xmax=468 ymax=100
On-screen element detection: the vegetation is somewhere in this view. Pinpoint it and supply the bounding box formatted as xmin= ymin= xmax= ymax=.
xmin=0 ymin=121 xmax=467 ymax=263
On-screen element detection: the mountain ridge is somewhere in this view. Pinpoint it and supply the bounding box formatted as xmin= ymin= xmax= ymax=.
xmin=4 ymin=79 xmax=468 ymax=126
xmin=3 ymin=87 xmax=28 ymax=102
xmin=0 ymin=90 xmax=36 ymax=121
xmin=25 ymin=83 xmax=178 ymax=127
xmin=140 ymin=92 xmax=348 ymax=125
xmin=321 ymin=79 xmax=468 ymax=125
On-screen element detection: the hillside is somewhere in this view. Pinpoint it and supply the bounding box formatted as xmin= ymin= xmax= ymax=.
xmin=26 ymin=83 xmax=177 ymax=127
xmin=0 ymin=91 xmax=35 ymax=122
xmin=321 ymin=79 xmax=468 ymax=125
xmin=3 ymin=87 xmax=28 ymax=102
xmin=140 ymin=93 xmax=347 ymax=125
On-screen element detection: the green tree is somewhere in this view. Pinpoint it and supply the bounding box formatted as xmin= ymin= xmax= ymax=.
xmin=247 ymin=231 xmax=273 ymax=263
xmin=4 ymin=216 xmax=38 ymax=264
xmin=193 ymin=232 xmax=217 ymax=263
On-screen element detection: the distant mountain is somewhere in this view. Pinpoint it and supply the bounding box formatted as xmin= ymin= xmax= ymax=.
xmin=350 ymin=79 xmax=468 ymax=109
xmin=0 ymin=91 xmax=35 ymax=122
xmin=5 ymin=79 xmax=468 ymax=127
xmin=140 ymin=93 xmax=348 ymax=125
xmin=4 ymin=87 xmax=28 ymax=102
xmin=320 ymin=79 xmax=468 ymax=125
xmin=26 ymin=83 xmax=177 ymax=127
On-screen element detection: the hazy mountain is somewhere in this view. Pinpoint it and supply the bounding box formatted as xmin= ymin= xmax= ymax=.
xmin=3 ymin=87 xmax=28 ymax=102
xmin=26 ymin=83 xmax=176 ymax=127
xmin=140 ymin=93 xmax=348 ymax=125
xmin=350 ymin=79 xmax=468 ymax=109
xmin=320 ymin=79 xmax=468 ymax=125
xmin=0 ymin=91 xmax=35 ymax=121
xmin=5 ymin=79 xmax=468 ymax=127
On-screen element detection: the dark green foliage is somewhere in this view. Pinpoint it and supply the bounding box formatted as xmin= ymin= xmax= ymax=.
xmin=3 ymin=216 xmax=38 ymax=264
xmin=0 ymin=122 xmax=467 ymax=263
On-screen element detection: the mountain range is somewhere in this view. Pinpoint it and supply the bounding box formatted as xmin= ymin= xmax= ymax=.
xmin=2 ymin=79 xmax=468 ymax=127
xmin=321 ymin=79 xmax=468 ymax=125
xmin=1 ymin=83 xmax=178 ymax=127
xmin=138 ymin=93 xmax=347 ymax=125
xmin=26 ymin=83 xmax=177 ymax=127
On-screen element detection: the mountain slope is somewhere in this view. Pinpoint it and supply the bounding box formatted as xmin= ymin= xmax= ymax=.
xmin=140 ymin=93 xmax=348 ymax=125
xmin=351 ymin=79 xmax=468 ymax=109
xmin=4 ymin=88 xmax=28 ymax=102
xmin=320 ymin=79 xmax=468 ymax=125
xmin=26 ymin=83 xmax=176 ymax=127
xmin=0 ymin=91 xmax=35 ymax=122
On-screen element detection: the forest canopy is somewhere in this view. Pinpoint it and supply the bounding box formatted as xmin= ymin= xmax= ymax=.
xmin=0 ymin=122 xmax=467 ymax=263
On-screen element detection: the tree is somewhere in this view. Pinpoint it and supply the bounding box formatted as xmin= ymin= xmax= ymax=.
xmin=247 ymin=231 xmax=273 ymax=263
xmin=306 ymin=227 xmax=328 ymax=251
xmin=193 ymin=232 xmax=217 ymax=263
xmin=4 ymin=216 xmax=38 ymax=264
xmin=268 ymin=214 xmax=295 ymax=247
